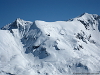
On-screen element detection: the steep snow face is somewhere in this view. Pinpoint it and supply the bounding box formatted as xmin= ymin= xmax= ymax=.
xmin=0 ymin=13 xmax=100 ymax=75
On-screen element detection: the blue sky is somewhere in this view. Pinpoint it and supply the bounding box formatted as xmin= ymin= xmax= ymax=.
xmin=0 ymin=0 xmax=100 ymax=28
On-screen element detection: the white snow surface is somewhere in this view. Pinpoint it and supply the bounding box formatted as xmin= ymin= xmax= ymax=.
xmin=0 ymin=13 xmax=100 ymax=75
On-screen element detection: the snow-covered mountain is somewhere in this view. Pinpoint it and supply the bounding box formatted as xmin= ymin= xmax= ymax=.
xmin=0 ymin=13 xmax=100 ymax=75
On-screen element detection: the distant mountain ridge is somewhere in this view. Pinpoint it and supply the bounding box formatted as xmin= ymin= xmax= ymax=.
xmin=0 ymin=13 xmax=100 ymax=75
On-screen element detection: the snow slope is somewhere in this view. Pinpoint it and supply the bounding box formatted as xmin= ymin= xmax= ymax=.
xmin=0 ymin=13 xmax=100 ymax=75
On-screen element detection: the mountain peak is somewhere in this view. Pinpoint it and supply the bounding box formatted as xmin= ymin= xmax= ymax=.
xmin=15 ymin=18 xmax=25 ymax=23
xmin=82 ymin=12 xmax=89 ymax=15
xmin=15 ymin=18 xmax=33 ymax=26
xmin=16 ymin=18 xmax=22 ymax=20
xmin=79 ymin=12 xmax=92 ymax=17
xmin=79 ymin=13 xmax=99 ymax=19
xmin=1 ymin=18 xmax=33 ymax=30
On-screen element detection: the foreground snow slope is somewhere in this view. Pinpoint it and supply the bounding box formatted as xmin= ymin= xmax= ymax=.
xmin=0 ymin=13 xmax=100 ymax=75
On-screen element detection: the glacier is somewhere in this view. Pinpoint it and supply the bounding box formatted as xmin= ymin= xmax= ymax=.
xmin=0 ymin=13 xmax=100 ymax=75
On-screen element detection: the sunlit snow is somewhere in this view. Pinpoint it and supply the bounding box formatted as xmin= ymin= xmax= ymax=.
xmin=0 ymin=13 xmax=100 ymax=75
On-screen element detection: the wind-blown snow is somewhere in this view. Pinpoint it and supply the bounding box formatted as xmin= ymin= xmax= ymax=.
xmin=0 ymin=13 xmax=100 ymax=75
